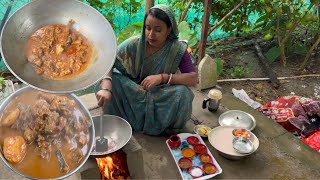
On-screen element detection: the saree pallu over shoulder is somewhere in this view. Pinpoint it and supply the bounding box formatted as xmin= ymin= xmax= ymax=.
xmin=114 ymin=36 xmax=187 ymax=81
xmin=114 ymin=36 xmax=142 ymax=81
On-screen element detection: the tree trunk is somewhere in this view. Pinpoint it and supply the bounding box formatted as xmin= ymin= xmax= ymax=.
xmin=299 ymin=35 xmax=320 ymax=70
xmin=279 ymin=44 xmax=286 ymax=67
xmin=197 ymin=0 xmax=212 ymax=66
xmin=145 ymin=0 xmax=154 ymax=13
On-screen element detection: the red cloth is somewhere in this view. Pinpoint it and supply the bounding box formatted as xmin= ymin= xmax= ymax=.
xmin=258 ymin=96 xmax=311 ymax=134
xmin=301 ymin=131 xmax=320 ymax=152
xmin=258 ymin=96 xmax=320 ymax=152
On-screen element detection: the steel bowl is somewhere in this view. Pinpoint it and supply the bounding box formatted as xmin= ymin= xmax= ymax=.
xmin=91 ymin=115 xmax=132 ymax=156
xmin=218 ymin=110 xmax=256 ymax=131
xmin=208 ymin=126 xmax=259 ymax=160
xmin=232 ymin=136 xmax=254 ymax=154
xmin=0 ymin=0 xmax=116 ymax=93
xmin=0 ymin=86 xmax=95 ymax=179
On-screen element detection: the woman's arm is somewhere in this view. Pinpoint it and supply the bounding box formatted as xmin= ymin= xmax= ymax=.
xmin=163 ymin=72 xmax=197 ymax=87
xmin=96 ymin=71 xmax=113 ymax=107
xmin=141 ymin=50 xmax=198 ymax=90
xmin=167 ymin=50 xmax=197 ymax=87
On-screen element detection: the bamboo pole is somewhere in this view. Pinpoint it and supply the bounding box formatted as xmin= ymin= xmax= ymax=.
xmin=217 ymin=74 xmax=320 ymax=82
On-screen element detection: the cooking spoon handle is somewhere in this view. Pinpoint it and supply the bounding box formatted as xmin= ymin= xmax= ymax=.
xmin=100 ymin=107 xmax=105 ymax=142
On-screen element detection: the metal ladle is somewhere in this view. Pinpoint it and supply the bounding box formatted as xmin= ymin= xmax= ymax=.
xmin=95 ymin=107 xmax=108 ymax=152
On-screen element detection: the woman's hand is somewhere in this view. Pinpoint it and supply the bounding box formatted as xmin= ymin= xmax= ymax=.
xmin=141 ymin=74 xmax=162 ymax=90
xmin=96 ymin=75 xmax=112 ymax=107
xmin=96 ymin=89 xmax=112 ymax=107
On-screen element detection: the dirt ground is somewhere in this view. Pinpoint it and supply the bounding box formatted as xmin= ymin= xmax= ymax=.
xmin=209 ymin=37 xmax=320 ymax=106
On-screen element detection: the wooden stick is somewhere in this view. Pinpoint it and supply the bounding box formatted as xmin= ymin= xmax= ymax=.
xmin=217 ymin=74 xmax=320 ymax=82
xmin=299 ymin=35 xmax=320 ymax=70
xmin=178 ymin=0 xmax=194 ymax=24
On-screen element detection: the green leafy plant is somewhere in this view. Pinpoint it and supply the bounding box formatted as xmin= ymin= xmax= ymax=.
xmin=255 ymin=0 xmax=319 ymax=67
xmin=266 ymin=46 xmax=280 ymax=63
xmin=117 ymin=22 xmax=143 ymax=44
xmin=178 ymin=21 xmax=197 ymax=48
xmin=226 ymin=66 xmax=252 ymax=78
xmin=215 ymin=58 xmax=224 ymax=76
xmin=84 ymin=0 xmax=142 ymax=31
xmin=0 ymin=76 xmax=7 ymax=95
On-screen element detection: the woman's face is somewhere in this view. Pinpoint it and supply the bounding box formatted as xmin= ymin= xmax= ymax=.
xmin=145 ymin=15 xmax=172 ymax=49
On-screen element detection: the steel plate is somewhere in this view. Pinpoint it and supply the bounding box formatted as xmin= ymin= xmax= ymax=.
xmin=91 ymin=115 xmax=132 ymax=156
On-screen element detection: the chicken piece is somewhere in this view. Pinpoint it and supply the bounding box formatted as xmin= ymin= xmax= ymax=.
xmin=3 ymin=136 xmax=27 ymax=163
xmin=58 ymin=116 xmax=67 ymax=130
xmin=32 ymin=99 xmax=50 ymax=117
xmin=24 ymin=128 xmax=36 ymax=144
xmin=38 ymin=92 xmax=55 ymax=103
xmin=67 ymin=148 xmax=83 ymax=163
xmin=36 ymin=135 xmax=52 ymax=160
xmin=50 ymin=95 xmax=76 ymax=113
xmin=44 ymin=111 xmax=60 ymax=134
xmin=62 ymin=19 xmax=75 ymax=46
xmin=1 ymin=108 xmax=20 ymax=127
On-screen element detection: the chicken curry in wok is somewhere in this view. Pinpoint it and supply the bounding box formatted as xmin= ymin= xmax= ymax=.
xmin=26 ymin=19 xmax=92 ymax=80
xmin=0 ymin=89 xmax=92 ymax=178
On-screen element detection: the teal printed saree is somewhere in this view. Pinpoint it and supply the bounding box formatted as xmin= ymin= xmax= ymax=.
xmin=98 ymin=5 xmax=194 ymax=135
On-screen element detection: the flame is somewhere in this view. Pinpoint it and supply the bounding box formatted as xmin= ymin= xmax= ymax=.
xmin=96 ymin=156 xmax=128 ymax=180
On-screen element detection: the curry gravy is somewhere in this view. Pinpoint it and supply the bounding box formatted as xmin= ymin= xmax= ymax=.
xmin=0 ymin=89 xmax=91 ymax=178
xmin=26 ymin=20 xmax=92 ymax=80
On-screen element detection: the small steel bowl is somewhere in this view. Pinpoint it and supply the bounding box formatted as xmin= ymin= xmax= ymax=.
xmin=232 ymin=128 xmax=252 ymax=140
xmin=232 ymin=136 xmax=254 ymax=154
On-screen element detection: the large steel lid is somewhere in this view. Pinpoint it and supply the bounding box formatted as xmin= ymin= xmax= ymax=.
xmin=218 ymin=110 xmax=256 ymax=131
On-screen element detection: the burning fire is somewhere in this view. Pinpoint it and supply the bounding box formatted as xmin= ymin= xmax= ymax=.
xmin=95 ymin=151 xmax=129 ymax=180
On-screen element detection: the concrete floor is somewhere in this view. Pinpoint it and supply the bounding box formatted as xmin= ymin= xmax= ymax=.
xmin=1 ymin=87 xmax=320 ymax=179
xmin=80 ymin=87 xmax=320 ymax=179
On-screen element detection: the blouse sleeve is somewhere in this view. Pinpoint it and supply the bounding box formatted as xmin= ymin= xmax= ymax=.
xmin=178 ymin=50 xmax=196 ymax=73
